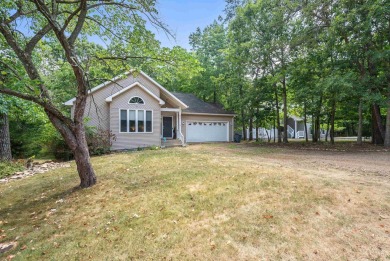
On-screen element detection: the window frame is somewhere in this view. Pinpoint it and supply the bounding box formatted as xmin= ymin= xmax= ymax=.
xmin=128 ymin=96 xmax=145 ymax=105
xmin=119 ymin=109 xmax=153 ymax=134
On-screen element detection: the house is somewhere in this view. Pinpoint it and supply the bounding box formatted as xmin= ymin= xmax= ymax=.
xmin=64 ymin=71 xmax=235 ymax=150
xmin=245 ymin=115 xmax=311 ymax=140
xmin=286 ymin=116 xmax=311 ymax=139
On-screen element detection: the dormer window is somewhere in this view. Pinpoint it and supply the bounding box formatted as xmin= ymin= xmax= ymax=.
xmin=129 ymin=96 xmax=144 ymax=104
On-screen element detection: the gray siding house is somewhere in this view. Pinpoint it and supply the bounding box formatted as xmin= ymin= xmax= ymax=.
xmin=64 ymin=71 xmax=235 ymax=149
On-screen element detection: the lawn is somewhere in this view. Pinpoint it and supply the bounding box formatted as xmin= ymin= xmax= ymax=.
xmin=0 ymin=143 xmax=389 ymax=260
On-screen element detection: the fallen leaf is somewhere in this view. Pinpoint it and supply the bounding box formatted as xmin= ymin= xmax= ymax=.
xmin=20 ymin=245 xmax=27 ymax=250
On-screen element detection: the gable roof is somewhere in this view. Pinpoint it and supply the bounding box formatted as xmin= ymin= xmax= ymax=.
xmin=64 ymin=71 xmax=188 ymax=109
xmin=105 ymin=82 xmax=165 ymax=105
xmin=171 ymin=92 xmax=235 ymax=115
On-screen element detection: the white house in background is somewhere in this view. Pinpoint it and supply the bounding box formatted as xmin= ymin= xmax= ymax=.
xmin=245 ymin=115 xmax=311 ymax=140
xmin=286 ymin=116 xmax=311 ymax=139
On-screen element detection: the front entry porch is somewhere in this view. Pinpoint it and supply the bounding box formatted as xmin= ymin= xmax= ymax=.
xmin=161 ymin=108 xmax=184 ymax=147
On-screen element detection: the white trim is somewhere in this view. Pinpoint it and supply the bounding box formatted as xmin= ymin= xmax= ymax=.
xmin=64 ymin=70 xmax=188 ymax=109
xmin=106 ymin=82 xmax=165 ymax=105
xmin=64 ymin=73 xmax=128 ymax=105
xmin=119 ymin=108 xmax=153 ymax=134
xmin=161 ymin=108 xmax=180 ymax=112
xmin=162 ymin=116 xmax=174 ymax=138
xmin=185 ymin=120 xmax=229 ymax=143
xmin=128 ymin=96 xmax=145 ymax=105
xmin=182 ymin=112 xmax=236 ymax=117
xmin=179 ymin=108 xmax=184 ymax=145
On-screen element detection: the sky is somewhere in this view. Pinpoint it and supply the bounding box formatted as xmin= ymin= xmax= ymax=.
xmin=150 ymin=0 xmax=226 ymax=50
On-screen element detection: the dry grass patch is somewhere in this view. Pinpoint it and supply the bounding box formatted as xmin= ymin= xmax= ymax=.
xmin=0 ymin=144 xmax=389 ymax=260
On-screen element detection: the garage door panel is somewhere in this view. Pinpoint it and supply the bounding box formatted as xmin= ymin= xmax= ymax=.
xmin=186 ymin=121 xmax=228 ymax=142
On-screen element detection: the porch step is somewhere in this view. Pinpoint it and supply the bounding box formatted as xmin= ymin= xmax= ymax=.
xmin=161 ymin=139 xmax=183 ymax=147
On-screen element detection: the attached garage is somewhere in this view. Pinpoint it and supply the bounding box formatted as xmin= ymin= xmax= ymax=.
xmin=186 ymin=121 xmax=229 ymax=142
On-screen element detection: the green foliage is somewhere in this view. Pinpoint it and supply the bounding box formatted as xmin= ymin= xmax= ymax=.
xmin=85 ymin=127 xmax=116 ymax=156
xmin=0 ymin=161 xmax=24 ymax=179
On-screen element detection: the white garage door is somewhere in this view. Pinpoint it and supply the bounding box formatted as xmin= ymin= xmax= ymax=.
xmin=186 ymin=121 xmax=229 ymax=142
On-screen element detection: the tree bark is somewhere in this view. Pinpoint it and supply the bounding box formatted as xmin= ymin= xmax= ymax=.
xmin=330 ymin=100 xmax=336 ymax=145
xmin=275 ymin=85 xmax=281 ymax=143
xmin=46 ymin=110 xmax=96 ymax=188
xmin=249 ymin=114 xmax=253 ymax=141
xmin=273 ymin=114 xmax=276 ymax=143
xmin=313 ymin=95 xmax=322 ymax=143
xmin=371 ymin=104 xmax=385 ymax=144
xmin=241 ymin=108 xmax=246 ymax=141
xmin=384 ymin=94 xmax=390 ymax=147
xmin=357 ymin=99 xmax=363 ymax=145
xmin=282 ymin=76 xmax=288 ymax=143
xmin=0 ymin=113 xmax=12 ymax=161
xmin=325 ymin=113 xmax=330 ymax=142
xmin=304 ymin=102 xmax=308 ymax=142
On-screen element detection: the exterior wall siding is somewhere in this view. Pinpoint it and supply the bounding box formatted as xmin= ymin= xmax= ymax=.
xmin=181 ymin=114 xmax=234 ymax=142
xmin=110 ymin=86 xmax=161 ymax=150
xmin=71 ymin=73 xmax=160 ymax=131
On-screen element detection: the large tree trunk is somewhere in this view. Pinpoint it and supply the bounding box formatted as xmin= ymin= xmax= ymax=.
xmin=46 ymin=108 xmax=96 ymax=188
xmin=275 ymin=85 xmax=281 ymax=143
xmin=73 ymin=142 xmax=96 ymax=188
xmin=371 ymin=104 xmax=385 ymax=144
xmin=304 ymin=102 xmax=308 ymax=142
xmin=282 ymin=76 xmax=288 ymax=143
xmin=249 ymin=113 xmax=253 ymax=141
xmin=384 ymin=95 xmax=390 ymax=147
xmin=241 ymin=108 xmax=246 ymax=141
xmin=330 ymin=99 xmax=336 ymax=145
xmin=325 ymin=112 xmax=330 ymax=142
xmin=313 ymin=95 xmax=323 ymax=143
xmin=0 ymin=113 xmax=12 ymax=161
xmin=357 ymin=99 xmax=363 ymax=145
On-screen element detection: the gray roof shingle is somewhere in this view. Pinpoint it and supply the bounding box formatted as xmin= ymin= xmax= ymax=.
xmin=171 ymin=92 xmax=234 ymax=115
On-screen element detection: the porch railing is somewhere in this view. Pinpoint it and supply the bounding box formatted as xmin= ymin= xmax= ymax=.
xmin=297 ymin=130 xmax=305 ymax=138
xmin=287 ymin=125 xmax=295 ymax=138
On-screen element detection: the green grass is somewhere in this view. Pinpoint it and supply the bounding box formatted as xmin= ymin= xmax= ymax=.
xmin=0 ymin=144 xmax=389 ymax=260
xmin=0 ymin=161 xmax=24 ymax=179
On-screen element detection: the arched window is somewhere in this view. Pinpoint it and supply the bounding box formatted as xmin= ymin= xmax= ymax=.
xmin=129 ymin=96 xmax=144 ymax=104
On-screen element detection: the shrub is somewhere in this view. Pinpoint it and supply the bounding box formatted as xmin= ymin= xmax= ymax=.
xmin=0 ymin=161 xmax=24 ymax=179
xmin=86 ymin=128 xmax=116 ymax=156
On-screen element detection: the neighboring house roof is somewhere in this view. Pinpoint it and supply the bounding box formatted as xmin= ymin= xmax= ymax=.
xmin=105 ymin=82 xmax=165 ymax=105
xmin=64 ymin=70 xmax=188 ymax=109
xmin=171 ymin=92 xmax=235 ymax=116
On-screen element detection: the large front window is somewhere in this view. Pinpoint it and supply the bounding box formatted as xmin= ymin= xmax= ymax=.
xmin=120 ymin=109 xmax=152 ymax=133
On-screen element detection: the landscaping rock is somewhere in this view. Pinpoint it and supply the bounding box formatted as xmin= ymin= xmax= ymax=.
xmin=0 ymin=161 xmax=71 ymax=183
xmin=0 ymin=241 xmax=17 ymax=254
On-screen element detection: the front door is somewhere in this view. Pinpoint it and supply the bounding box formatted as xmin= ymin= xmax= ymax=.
xmin=163 ymin=117 xmax=173 ymax=138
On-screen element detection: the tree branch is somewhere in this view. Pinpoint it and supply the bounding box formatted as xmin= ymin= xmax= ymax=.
xmin=0 ymin=60 xmax=34 ymax=92
xmin=0 ymin=22 xmax=50 ymax=98
xmin=0 ymin=87 xmax=73 ymax=128
xmin=94 ymin=55 xmax=173 ymax=65
xmin=61 ymin=5 xmax=83 ymax=32
xmin=25 ymin=24 xmax=52 ymax=54
xmin=68 ymin=0 xmax=87 ymax=46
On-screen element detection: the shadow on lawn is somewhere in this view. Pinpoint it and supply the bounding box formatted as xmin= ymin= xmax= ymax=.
xmin=0 ymin=185 xmax=81 ymax=220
